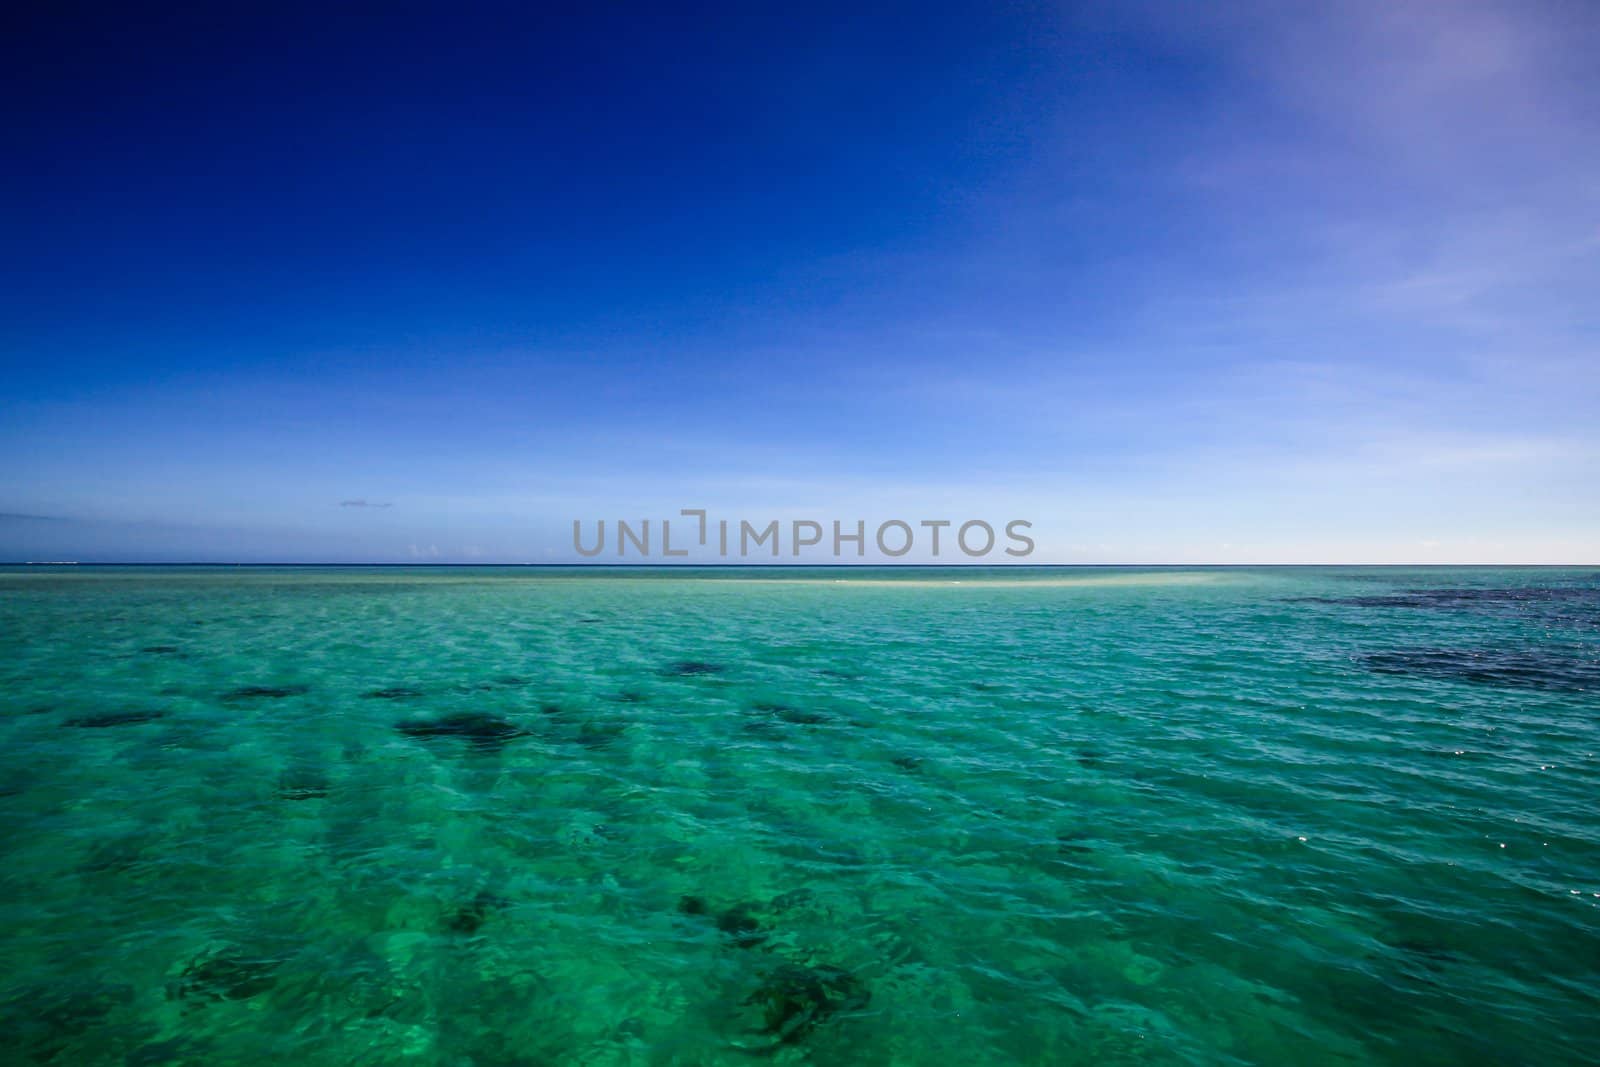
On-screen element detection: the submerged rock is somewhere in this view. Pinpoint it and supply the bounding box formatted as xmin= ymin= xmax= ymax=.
xmin=221 ymin=685 xmax=309 ymax=702
xmin=739 ymin=964 xmax=869 ymax=1048
xmin=64 ymin=710 xmax=166 ymax=728
xmin=395 ymin=712 xmax=528 ymax=750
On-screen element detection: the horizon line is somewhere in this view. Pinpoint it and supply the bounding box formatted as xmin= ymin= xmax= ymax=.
xmin=6 ymin=561 xmax=1599 ymax=569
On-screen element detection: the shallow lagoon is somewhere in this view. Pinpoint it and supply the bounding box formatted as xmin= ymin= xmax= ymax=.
xmin=1 ymin=565 xmax=1597 ymax=1064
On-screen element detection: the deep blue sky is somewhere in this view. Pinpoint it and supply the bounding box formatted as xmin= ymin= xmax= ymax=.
xmin=4 ymin=1 xmax=1598 ymax=562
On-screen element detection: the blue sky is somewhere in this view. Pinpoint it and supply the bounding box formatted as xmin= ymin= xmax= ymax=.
xmin=3 ymin=1 xmax=1597 ymax=563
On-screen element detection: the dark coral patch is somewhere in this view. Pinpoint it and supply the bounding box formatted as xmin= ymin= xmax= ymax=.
xmin=664 ymin=661 xmax=724 ymax=677
xmin=1380 ymin=937 xmax=1464 ymax=989
xmin=751 ymin=702 xmax=832 ymax=726
xmin=1292 ymin=586 xmax=1600 ymax=610
xmin=453 ymin=676 xmax=530 ymax=694
xmin=222 ymin=685 xmax=309 ymax=702
xmin=1363 ymin=647 xmax=1600 ymax=692
xmin=1288 ymin=585 xmax=1600 ymax=630
xmin=742 ymin=964 xmax=869 ymax=1047
xmin=1056 ymin=831 xmax=1095 ymax=855
xmin=1287 ymin=594 xmax=1445 ymax=608
xmin=65 ymin=710 xmax=166 ymax=728
xmin=445 ymin=890 xmax=512 ymax=934
xmin=678 ymin=896 xmax=767 ymax=947
xmin=395 ymin=712 xmax=527 ymax=750
xmin=169 ymin=952 xmax=280 ymax=1005
xmin=715 ymin=904 xmax=766 ymax=948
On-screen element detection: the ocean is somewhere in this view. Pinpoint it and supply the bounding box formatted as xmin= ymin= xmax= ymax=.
xmin=1 ymin=565 xmax=1596 ymax=1064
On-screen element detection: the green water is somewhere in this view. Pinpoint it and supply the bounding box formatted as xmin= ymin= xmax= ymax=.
xmin=1 ymin=566 xmax=1596 ymax=1065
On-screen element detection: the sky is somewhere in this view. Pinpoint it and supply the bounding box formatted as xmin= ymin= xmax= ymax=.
xmin=3 ymin=1 xmax=1597 ymax=563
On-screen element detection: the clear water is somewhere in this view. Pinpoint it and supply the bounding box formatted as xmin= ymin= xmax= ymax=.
xmin=1 ymin=565 xmax=1596 ymax=1065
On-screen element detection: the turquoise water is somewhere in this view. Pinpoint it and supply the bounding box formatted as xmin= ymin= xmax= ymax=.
xmin=1 ymin=565 xmax=1596 ymax=1065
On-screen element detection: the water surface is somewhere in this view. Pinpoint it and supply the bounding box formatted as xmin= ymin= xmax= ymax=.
xmin=1 ymin=566 xmax=1596 ymax=1064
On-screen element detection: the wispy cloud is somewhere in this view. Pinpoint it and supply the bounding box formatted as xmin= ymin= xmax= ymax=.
xmin=338 ymin=499 xmax=392 ymax=509
xmin=0 ymin=511 xmax=70 ymax=522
